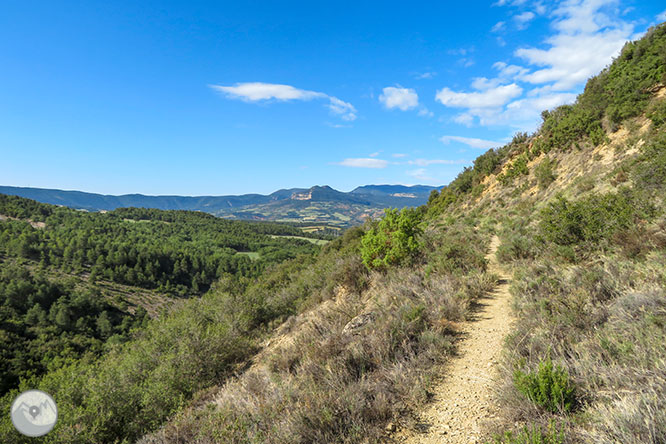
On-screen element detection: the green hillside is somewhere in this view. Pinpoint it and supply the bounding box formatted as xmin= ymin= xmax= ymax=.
xmin=0 ymin=198 xmax=322 ymax=397
xmin=0 ymin=23 xmax=665 ymax=444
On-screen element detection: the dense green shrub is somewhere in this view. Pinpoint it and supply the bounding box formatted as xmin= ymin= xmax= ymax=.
xmin=474 ymin=148 xmax=502 ymax=177
xmin=514 ymin=358 xmax=577 ymax=414
xmin=539 ymin=190 xmax=650 ymax=247
xmin=360 ymin=208 xmax=423 ymax=269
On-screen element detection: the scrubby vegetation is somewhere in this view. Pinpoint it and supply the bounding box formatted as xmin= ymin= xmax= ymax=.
xmin=539 ymin=189 xmax=653 ymax=250
xmin=138 ymin=221 xmax=494 ymax=444
xmin=490 ymin=50 xmax=666 ymax=443
xmin=0 ymin=195 xmax=333 ymax=443
xmin=423 ymin=23 xmax=666 ymax=444
xmin=0 ymin=229 xmax=352 ymax=443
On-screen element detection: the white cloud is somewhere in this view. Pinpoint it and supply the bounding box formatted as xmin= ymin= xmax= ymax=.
xmin=471 ymin=77 xmax=502 ymax=90
xmin=516 ymin=29 xmax=632 ymax=90
xmin=210 ymin=82 xmax=356 ymax=121
xmin=369 ymin=152 xmax=381 ymax=157
xmin=392 ymin=153 xmax=408 ymax=158
xmin=211 ymin=83 xmax=322 ymax=101
xmin=500 ymin=91 xmax=577 ymax=125
xmin=418 ymin=108 xmax=434 ymax=117
xmin=337 ymin=158 xmax=388 ymax=168
xmin=514 ymin=0 xmax=634 ymax=90
xmin=415 ymin=72 xmax=436 ymax=79
xmin=493 ymin=62 xmax=529 ymax=79
xmin=436 ymin=83 xmax=523 ymax=109
xmin=493 ymin=0 xmax=529 ymax=6
xmin=327 ymin=96 xmax=357 ymax=121
xmin=326 ymin=122 xmax=352 ymax=129
xmin=406 ymin=168 xmax=436 ymax=183
xmin=440 ymin=135 xmax=503 ymax=149
xmin=453 ymin=113 xmax=475 ymax=127
xmin=491 ymin=21 xmax=506 ymax=32
xmin=379 ymin=86 xmax=419 ymax=111
xmin=514 ymin=11 xmax=535 ymax=29
xmin=658 ymin=9 xmax=666 ymax=21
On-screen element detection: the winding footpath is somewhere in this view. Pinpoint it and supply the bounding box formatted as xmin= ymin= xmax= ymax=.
xmin=397 ymin=235 xmax=514 ymax=444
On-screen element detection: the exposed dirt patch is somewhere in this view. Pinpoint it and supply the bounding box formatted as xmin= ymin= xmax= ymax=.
xmin=0 ymin=214 xmax=46 ymax=229
xmin=395 ymin=235 xmax=514 ymax=444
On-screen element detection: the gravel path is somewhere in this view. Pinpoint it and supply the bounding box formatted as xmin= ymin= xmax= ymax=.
xmin=396 ymin=235 xmax=513 ymax=444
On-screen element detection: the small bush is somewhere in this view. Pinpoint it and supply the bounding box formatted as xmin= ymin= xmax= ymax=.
xmin=535 ymin=157 xmax=557 ymax=189
xmin=360 ymin=208 xmax=422 ymax=270
xmin=514 ymin=358 xmax=577 ymax=414
xmin=509 ymin=155 xmax=529 ymax=177
xmin=423 ymin=224 xmax=488 ymax=274
xmin=496 ymin=234 xmax=539 ymax=262
xmin=489 ymin=422 xmax=565 ymax=444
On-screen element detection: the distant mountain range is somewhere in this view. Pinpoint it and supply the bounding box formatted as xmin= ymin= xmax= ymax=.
xmin=0 ymin=184 xmax=441 ymax=227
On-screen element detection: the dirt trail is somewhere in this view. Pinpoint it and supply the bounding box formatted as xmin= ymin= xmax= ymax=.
xmin=396 ymin=235 xmax=513 ymax=444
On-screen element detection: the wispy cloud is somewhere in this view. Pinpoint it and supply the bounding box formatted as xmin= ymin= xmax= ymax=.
xmin=379 ymin=86 xmax=419 ymax=111
xmin=406 ymin=168 xmax=436 ymax=182
xmin=514 ymin=11 xmax=535 ymax=30
xmin=336 ymin=158 xmax=388 ymax=168
xmin=210 ymin=82 xmax=357 ymax=121
xmin=440 ymin=135 xmax=503 ymax=149
xmin=418 ymin=108 xmax=434 ymax=118
xmin=436 ymin=83 xmax=523 ymax=109
xmin=493 ymin=0 xmax=528 ymax=6
xmin=491 ymin=21 xmax=506 ymax=32
xmin=658 ymin=9 xmax=666 ymax=21
xmin=415 ymin=71 xmax=436 ymax=79
xmin=392 ymin=153 xmax=408 ymax=158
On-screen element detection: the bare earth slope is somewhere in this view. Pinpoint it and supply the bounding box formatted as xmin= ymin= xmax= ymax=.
xmin=397 ymin=235 xmax=513 ymax=444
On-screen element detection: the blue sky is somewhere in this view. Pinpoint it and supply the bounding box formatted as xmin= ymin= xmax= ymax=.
xmin=2 ymin=1 xmax=665 ymax=195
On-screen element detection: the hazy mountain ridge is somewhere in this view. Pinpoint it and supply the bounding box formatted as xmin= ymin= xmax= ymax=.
xmin=0 ymin=184 xmax=440 ymax=226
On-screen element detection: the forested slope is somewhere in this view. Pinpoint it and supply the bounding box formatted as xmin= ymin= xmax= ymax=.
xmin=0 ymin=197 xmax=320 ymax=400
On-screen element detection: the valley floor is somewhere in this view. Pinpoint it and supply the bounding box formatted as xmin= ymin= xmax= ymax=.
xmin=396 ymin=236 xmax=514 ymax=444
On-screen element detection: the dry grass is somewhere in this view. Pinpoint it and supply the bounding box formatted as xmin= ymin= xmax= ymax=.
xmin=139 ymin=242 xmax=496 ymax=444
xmin=490 ymin=250 xmax=666 ymax=443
